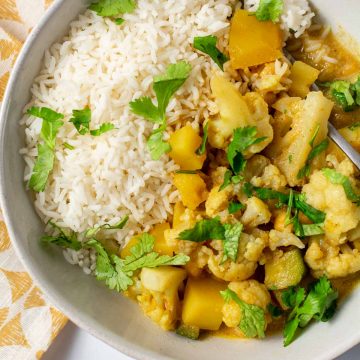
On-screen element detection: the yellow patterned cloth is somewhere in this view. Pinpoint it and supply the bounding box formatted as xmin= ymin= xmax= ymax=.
xmin=0 ymin=1 xmax=68 ymax=359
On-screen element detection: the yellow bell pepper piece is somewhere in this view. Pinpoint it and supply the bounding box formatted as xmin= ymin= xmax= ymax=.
xmin=229 ymin=9 xmax=282 ymax=69
xmin=182 ymin=277 xmax=227 ymax=331
xmin=289 ymin=61 xmax=320 ymax=98
xmin=173 ymin=173 xmax=208 ymax=210
xmin=169 ymin=125 xmax=206 ymax=170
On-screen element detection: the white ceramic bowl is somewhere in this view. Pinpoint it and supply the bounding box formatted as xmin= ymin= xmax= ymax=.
xmin=0 ymin=1 xmax=360 ymax=359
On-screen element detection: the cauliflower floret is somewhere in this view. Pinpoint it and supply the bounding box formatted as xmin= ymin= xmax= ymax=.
xmin=205 ymin=185 xmax=233 ymax=217
xmin=241 ymin=197 xmax=271 ymax=228
xmin=251 ymin=164 xmax=287 ymax=191
xmin=269 ymin=230 xmax=305 ymax=251
xmin=246 ymin=229 xmax=269 ymax=261
xmin=210 ymin=166 xmax=229 ymax=187
xmin=207 ymin=232 xmax=266 ymax=282
xmin=302 ymin=163 xmax=360 ymax=245
xmin=185 ymin=245 xmax=213 ymax=277
xmin=305 ymin=237 xmax=360 ymax=279
xmin=222 ymin=280 xmax=271 ymax=337
xmin=138 ymin=267 xmax=186 ymax=330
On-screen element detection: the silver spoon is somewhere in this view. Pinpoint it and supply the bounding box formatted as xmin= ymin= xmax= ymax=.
xmin=284 ymin=50 xmax=360 ymax=170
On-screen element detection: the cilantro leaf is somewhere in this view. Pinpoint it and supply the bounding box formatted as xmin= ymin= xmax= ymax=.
xmin=221 ymin=288 xmax=266 ymax=338
xmin=27 ymin=106 xmax=64 ymax=123
xmin=129 ymin=97 xmax=162 ymax=124
xmin=255 ymin=0 xmax=283 ymax=22
xmin=295 ymin=223 xmax=324 ymax=237
xmin=41 ymin=221 xmax=82 ymax=251
xmin=63 ymin=142 xmax=75 ymax=150
xmin=268 ymin=303 xmax=283 ymax=318
xmin=219 ymin=169 xmax=233 ymax=191
xmin=90 ymin=123 xmax=116 ymax=136
xmin=115 ymin=18 xmax=125 ymax=25
xmin=297 ymin=124 xmax=329 ymax=179
xmin=322 ymin=168 xmax=360 ymax=205
xmin=153 ymin=61 xmax=192 ymax=118
xmin=196 ymin=122 xmax=209 ymax=155
xmin=178 ymin=217 xmax=225 ymax=242
xmin=348 ymin=121 xmax=360 ymax=131
xmin=222 ymin=223 xmax=243 ymax=263
xmin=70 ymin=107 xmax=115 ymax=136
xmin=228 ymin=201 xmax=245 ymax=214
xmin=130 ymin=61 xmax=191 ymax=160
xmin=86 ymin=234 xmax=189 ymax=291
xmin=147 ymin=126 xmax=171 ymax=160
xmin=29 ymin=143 xmax=55 ymax=192
xmin=193 ymin=35 xmax=228 ymax=70
xmin=90 ymin=0 xmax=136 ymax=17
xmin=85 ymin=215 xmax=129 ymax=238
xmin=283 ymin=277 xmax=338 ymax=346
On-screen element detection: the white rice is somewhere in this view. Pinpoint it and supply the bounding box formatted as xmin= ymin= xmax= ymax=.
xmin=244 ymin=0 xmax=314 ymax=39
xmin=21 ymin=0 xmax=235 ymax=270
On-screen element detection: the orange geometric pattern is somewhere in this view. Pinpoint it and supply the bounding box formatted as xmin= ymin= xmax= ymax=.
xmin=0 ymin=1 xmax=68 ymax=359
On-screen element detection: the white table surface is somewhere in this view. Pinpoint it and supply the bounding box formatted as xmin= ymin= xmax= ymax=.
xmin=43 ymin=321 xmax=360 ymax=360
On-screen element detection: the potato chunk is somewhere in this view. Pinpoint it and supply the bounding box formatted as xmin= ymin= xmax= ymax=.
xmin=182 ymin=277 xmax=226 ymax=330
xmin=289 ymin=61 xmax=320 ymax=98
xmin=169 ymin=125 xmax=206 ymax=170
xmin=208 ymin=76 xmax=273 ymax=150
xmin=150 ymin=223 xmax=175 ymax=256
xmin=173 ymin=173 xmax=208 ymax=210
xmin=229 ymin=10 xmax=282 ymax=69
xmin=268 ymin=92 xmax=333 ymax=186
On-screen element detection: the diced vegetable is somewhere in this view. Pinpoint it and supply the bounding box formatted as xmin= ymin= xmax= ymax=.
xmin=150 ymin=223 xmax=175 ymax=256
xmin=120 ymin=236 xmax=139 ymax=259
xmin=169 ymin=125 xmax=206 ymax=170
xmin=173 ymin=201 xmax=186 ymax=229
xmin=339 ymin=126 xmax=360 ymax=152
xmin=176 ymin=323 xmax=200 ymax=340
xmin=229 ymin=10 xmax=282 ymax=69
xmin=289 ymin=61 xmax=320 ymax=98
xmin=173 ymin=173 xmax=208 ymax=210
xmin=265 ymin=249 xmax=306 ymax=290
xmin=182 ymin=277 xmax=227 ymax=330
xmin=141 ymin=266 xmax=186 ymax=293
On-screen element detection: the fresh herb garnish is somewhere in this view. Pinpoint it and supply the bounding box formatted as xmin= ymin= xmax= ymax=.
xmin=196 ymin=122 xmax=209 ymax=155
xmin=320 ymin=77 xmax=360 ymax=112
xmin=220 ymin=127 xmax=266 ymax=190
xmin=63 ymin=142 xmax=75 ymax=150
xmin=41 ymin=221 xmax=82 ymax=250
xmin=86 ymin=234 xmax=189 ymax=292
xmin=228 ymin=201 xmax=245 ymax=214
xmin=322 ymin=168 xmax=360 ymax=205
xmin=244 ymin=183 xmax=326 ymax=224
xmin=70 ymin=107 xmax=115 ymax=136
xmin=348 ymin=121 xmax=360 ymax=131
xmin=193 ymin=35 xmax=228 ymax=70
xmin=115 ymin=18 xmax=125 ymax=25
xmin=282 ymin=277 xmax=338 ymax=346
xmin=222 ymin=223 xmax=243 ymax=263
xmin=254 ymin=0 xmax=283 ymax=23
xmin=90 ymin=0 xmax=136 ymax=19
xmin=221 ymin=288 xmax=266 ymax=338
xmin=27 ymin=107 xmax=65 ymax=192
xmin=178 ymin=217 xmax=225 ymax=242
xmin=130 ymin=61 xmax=192 ymax=160
xmin=175 ymin=170 xmax=198 ymax=174
xmin=268 ymin=303 xmax=283 ymax=318
xmin=85 ymin=215 xmax=129 ymax=238
xmin=297 ymin=125 xmax=329 ymax=179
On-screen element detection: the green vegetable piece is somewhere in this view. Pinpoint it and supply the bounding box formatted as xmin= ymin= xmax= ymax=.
xmin=265 ymin=249 xmax=306 ymax=290
xmin=193 ymin=35 xmax=228 ymax=70
xmin=255 ymin=0 xmax=283 ymax=22
xmin=90 ymin=0 xmax=136 ymax=17
xmin=176 ymin=324 xmax=200 ymax=340
xmin=228 ymin=201 xmax=245 ymax=214
xmin=222 ymin=223 xmax=243 ymax=263
xmin=220 ymin=288 xmax=266 ymax=338
xmin=322 ymin=168 xmax=360 ymax=205
xmin=196 ymin=122 xmax=209 ymax=155
xmin=178 ymin=217 xmax=225 ymax=242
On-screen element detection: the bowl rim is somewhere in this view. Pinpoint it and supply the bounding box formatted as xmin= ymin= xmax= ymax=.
xmin=0 ymin=1 xmax=360 ymax=359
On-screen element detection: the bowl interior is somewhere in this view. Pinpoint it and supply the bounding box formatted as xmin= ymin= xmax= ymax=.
xmin=1 ymin=1 xmax=360 ymax=359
